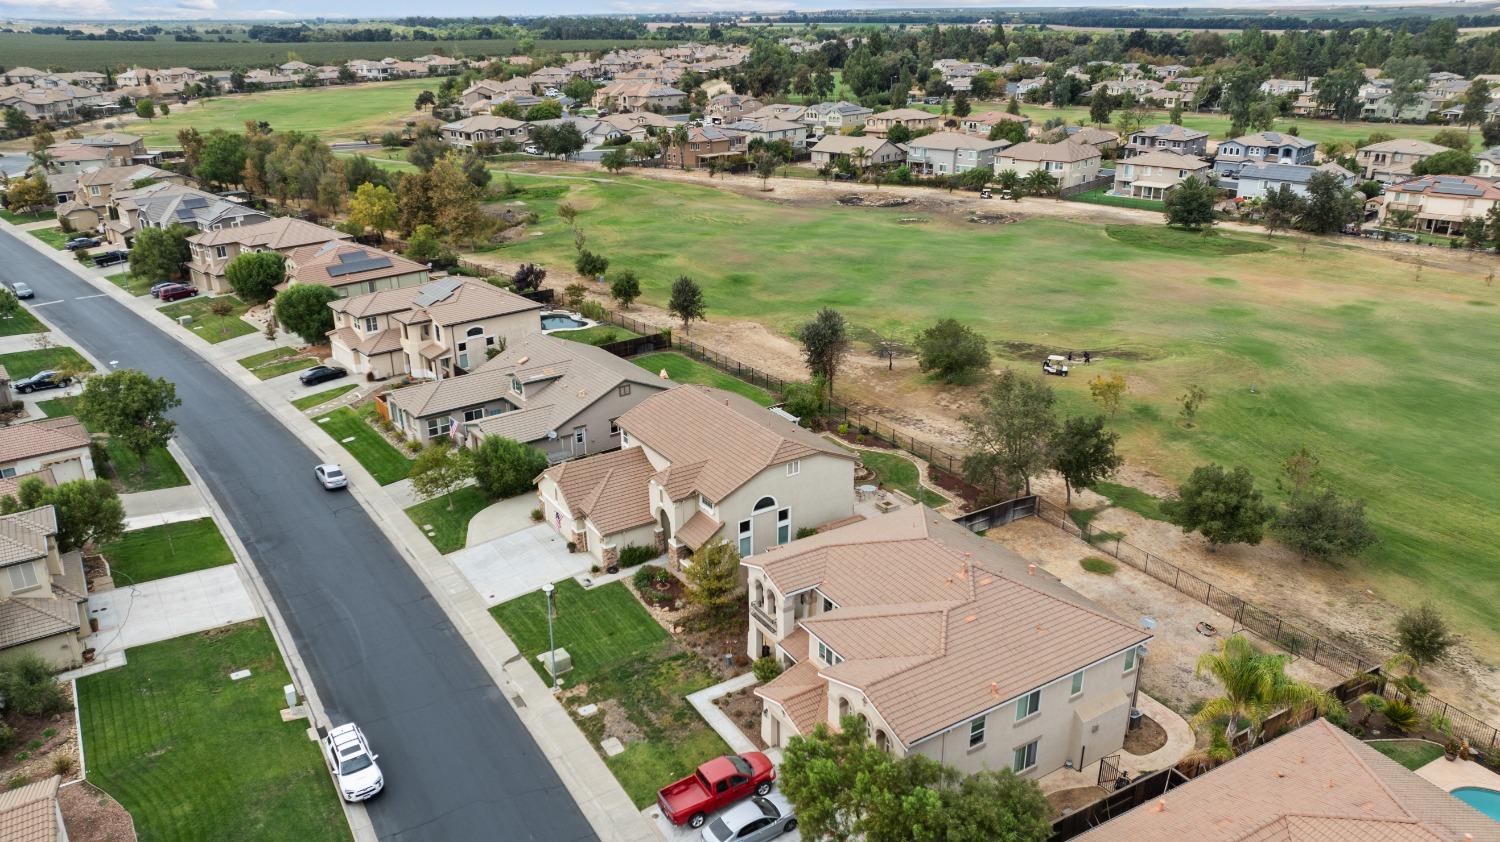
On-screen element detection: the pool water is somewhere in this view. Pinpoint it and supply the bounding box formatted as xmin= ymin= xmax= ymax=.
xmin=1452 ymin=787 xmax=1500 ymax=822
xmin=541 ymin=313 xmax=588 ymax=330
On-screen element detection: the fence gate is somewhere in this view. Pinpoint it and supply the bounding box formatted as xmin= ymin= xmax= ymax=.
xmin=1097 ymin=753 xmax=1121 ymax=788
xmin=952 ymin=495 xmax=1038 ymax=533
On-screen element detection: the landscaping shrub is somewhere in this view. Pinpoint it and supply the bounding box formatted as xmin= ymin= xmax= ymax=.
xmin=6 ymin=774 xmax=26 ymax=790
xmin=1080 ymin=557 xmax=1117 ymax=575
xmin=50 ymin=754 xmax=75 ymax=776
xmin=633 ymin=565 xmax=674 ymax=605
xmin=88 ymin=440 xmax=111 ymax=473
xmin=530 ymin=507 xmax=544 ymax=522
xmin=404 ymin=439 xmax=423 ymax=454
xmin=795 ymin=527 xmax=819 ymax=539
xmin=617 ymin=544 xmax=655 ymax=568
xmin=208 ymin=299 xmax=234 ymax=317
xmin=0 ymin=655 xmax=71 ymax=717
xmin=752 ymin=656 xmax=782 ymax=683
xmin=0 ymin=721 xmax=14 ymax=752
xmin=472 ymin=435 xmax=549 ymax=499
xmin=579 ymin=300 xmax=608 ymax=321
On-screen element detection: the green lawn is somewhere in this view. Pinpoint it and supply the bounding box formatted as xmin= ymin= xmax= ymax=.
xmin=631 ymin=352 xmax=775 ymax=406
xmin=1066 ymin=188 xmax=1164 ymax=213
xmin=238 ymin=346 xmax=318 ymax=380
xmin=312 ymin=405 xmax=412 ymax=485
xmin=491 ymin=578 xmax=728 ymax=807
xmin=0 ymin=208 xmax=53 ymax=224
xmin=1368 ymin=739 xmax=1445 ymax=770
xmin=0 ymin=305 xmax=45 ymax=337
xmin=552 ymin=324 xmax=641 ymax=346
xmin=98 ymin=518 xmax=234 ymax=585
xmin=106 ymin=272 xmax=159 ymax=296
xmin=1009 ymin=101 xmax=1456 ymax=147
xmin=0 ymin=347 xmax=92 ymax=379
xmin=491 ymin=169 xmax=1500 ymax=654
xmin=292 ymin=383 xmax=358 ymax=411
xmin=159 ymin=295 xmax=258 ymax=343
xmin=26 ymin=226 xmax=68 ymax=249
xmin=77 ymin=621 xmax=349 ymax=842
xmin=405 ymin=486 xmax=492 ymax=554
xmin=854 ymin=447 xmax=949 ymax=507
xmin=35 ymin=396 xmax=189 ymax=493
xmin=1092 ymin=480 xmax=1169 ymax=522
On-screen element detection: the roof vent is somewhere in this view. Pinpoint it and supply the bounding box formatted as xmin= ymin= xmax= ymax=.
xmin=1150 ymin=799 xmax=1166 ymax=813
xmin=963 ymin=614 xmax=977 ymax=623
xmin=517 ymin=356 xmax=529 ymax=365
xmin=989 ymin=681 xmax=1000 ymax=697
xmin=1027 ymin=563 xmax=1036 ymax=575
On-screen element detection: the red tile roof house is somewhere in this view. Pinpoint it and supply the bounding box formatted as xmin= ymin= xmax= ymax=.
xmin=536 ymin=384 xmax=856 ymax=569
xmin=281 ymin=241 xmax=430 ymax=299
xmin=744 ymin=507 xmax=1150 ymax=780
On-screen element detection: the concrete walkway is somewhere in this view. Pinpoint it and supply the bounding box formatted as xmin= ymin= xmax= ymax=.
xmin=86 ymin=565 xmax=260 ymax=657
xmin=449 ymin=523 xmax=590 ymax=606
xmin=686 ymin=672 xmax=772 ymax=758
xmin=1122 ymin=692 xmax=1195 ymax=774
xmin=1416 ymin=752 xmax=1500 ymax=792
xmin=465 ymin=494 xmax=538 ymax=547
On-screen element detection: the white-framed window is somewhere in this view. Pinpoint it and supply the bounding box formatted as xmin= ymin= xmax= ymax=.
xmin=776 ymin=508 xmax=790 ymax=544
xmin=786 ymin=460 xmax=800 ymax=476
xmin=620 ymin=431 xmax=631 ymax=446
xmin=573 ymin=426 xmax=585 ymax=445
xmin=466 ymin=326 xmax=484 ymax=337
xmin=214 ymin=245 xmax=227 ymax=259
xmin=7 ymin=562 xmax=39 ymax=591
xmin=363 ymin=316 xmax=378 ymax=333
xmin=463 ymin=408 xmax=484 ymax=422
xmin=426 ymin=416 xmax=451 ymax=438
xmin=618 ymin=383 xmax=632 ymax=397
xmin=738 ymin=519 xmax=752 ymax=557
xmin=609 ymin=418 xmax=620 ymax=436
xmin=968 ymin=716 xmax=986 ymax=748
xmin=510 ymin=376 xmax=523 ymax=395
xmin=1013 ymin=739 xmax=1039 ymax=773
xmin=1070 ymin=670 xmax=1084 ymax=696
xmin=1124 ymin=647 xmax=1138 ymax=672
xmin=1015 ymin=689 xmax=1041 ymax=721
xmin=698 ymin=494 xmax=715 ymax=513
xmin=817 ymin=640 xmax=843 ymax=666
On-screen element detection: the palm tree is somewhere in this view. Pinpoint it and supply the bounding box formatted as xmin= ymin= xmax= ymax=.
xmin=996 ymin=168 xmax=1022 ymax=201
xmin=1192 ymin=634 xmax=1340 ymax=748
xmin=1023 ymin=168 xmax=1059 ymax=198
xmin=669 ymin=124 xmax=690 ymax=171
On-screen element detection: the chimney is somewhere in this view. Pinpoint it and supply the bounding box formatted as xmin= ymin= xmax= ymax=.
xmin=1027 ymin=563 xmax=1036 ymax=575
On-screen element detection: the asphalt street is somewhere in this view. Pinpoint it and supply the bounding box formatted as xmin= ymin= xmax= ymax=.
xmin=0 ymin=229 xmax=598 ymax=842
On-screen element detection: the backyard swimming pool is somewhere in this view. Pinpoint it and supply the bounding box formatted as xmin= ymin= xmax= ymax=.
xmin=1452 ymin=787 xmax=1500 ymax=822
xmin=540 ymin=312 xmax=590 ymax=331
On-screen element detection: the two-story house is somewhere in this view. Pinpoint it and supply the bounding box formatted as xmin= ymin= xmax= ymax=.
xmin=53 ymin=164 xmax=188 ymax=233
xmin=802 ymin=101 xmax=873 ymax=137
xmin=1478 ymin=146 xmax=1500 ymax=178
xmin=720 ymin=118 xmax=809 ymax=150
xmin=1378 ymin=175 xmax=1500 ymax=237
xmin=598 ymin=111 xmax=680 ymax=141
xmin=958 ymin=111 xmax=1031 ymax=138
xmin=906 ymin=132 xmax=1010 ymax=176
xmin=746 ymin=507 xmax=1150 ymax=779
xmin=104 ymin=183 xmax=269 ymax=248
xmin=993 ymin=141 xmax=1103 ymax=189
xmin=327 ymin=277 xmax=544 ymax=380
xmin=45 ymin=132 xmax=148 ymax=172
xmin=1356 ymin=138 xmax=1450 ymax=184
xmin=1232 ymin=162 xmax=1356 ymax=200
xmin=1212 ymin=131 xmax=1318 ymax=176
xmin=663 ymin=126 xmax=745 ymax=169
xmin=1112 ymin=150 xmax=1211 ymax=200
xmin=0 ymin=505 xmax=89 ymax=669
xmin=590 ymin=79 xmax=687 ymax=112
xmin=440 ymin=115 xmax=531 ymax=150
xmin=706 ymin=94 xmax=763 ymax=124
xmin=386 ymin=333 xmax=666 ymax=454
xmin=537 ymin=384 xmax=856 ymax=568
xmin=808 ymin=135 xmax=905 ymax=168
xmin=1125 ymin=124 xmax=1209 ymax=158
xmin=187 ymin=217 xmax=349 ymax=295
xmin=863 ymin=108 xmax=941 ymax=139
xmin=282 ymin=241 xmax=429 ymax=298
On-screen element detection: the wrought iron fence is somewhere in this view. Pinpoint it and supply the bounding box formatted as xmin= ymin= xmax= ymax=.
xmin=1050 ymin=768 xmax=1187 ymax=840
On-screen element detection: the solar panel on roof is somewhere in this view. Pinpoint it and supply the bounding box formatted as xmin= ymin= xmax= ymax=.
xmin=179 ymin=196 xmax=209 ymax=209
xmin=1431 ymin=183 xmax=1482 ymax=196
xmin=326 ymin=255 xmax=393 ymax=277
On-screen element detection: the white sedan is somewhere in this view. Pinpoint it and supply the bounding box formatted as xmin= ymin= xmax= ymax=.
xmin=314 ymin=463 xmax=347 ymax=490
xmin=323 ymin=723 xmax=383 ymax=802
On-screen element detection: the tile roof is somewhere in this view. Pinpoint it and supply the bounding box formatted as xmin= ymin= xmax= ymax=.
xmin=869 ymin=108 xmax=939 ymax=122
xmin=745 ymin=507 xmax=1148 ymax=746
xmin=618 ymin=385 xmax=855 ymax=504
xmin=129 ymin=183 xmax=260 ymax=230
xmin=0 ymin=417 xmax=89 ymax=466
xmin=188 ymin=216 xmax=349 ymax=251
xmin=542 ymin=447 xmax=656 ymax=535
xmin=0 ymin=505 xmax=56 ymax=567
xmin=999 ymin=140 xmax=1101 ymax=163
xmin=907 ymin=131 xmax=1010 ymax=152
xmin=757 ymin=658 xmax=828 ymax=737
xmin=389 ymin=278 xmax=542 ymax=327
xmin=810 ymin=135 xmax=897 ymax=156
xmin=1237 ymin=161 xmax=1355 ymax=185
xmin=0 ymin=775 xmax=62 ymax=842
xmin=1359 ymin=138 xmax=1449 ymax=155
xmin=442 ymin=114 xmax=530 ymax=133
xmin=1389 ymin=175 xmax=1500 ymax=200
xmin=1134 ymin=123 xmax=1209 ymax=141
xmin=675 ymin=510 xmax=723 ymax=550
xmin=287 ymin=242 xmax=427 ymax=287
xmin=1076 ymin=719 xmax=1500 ymax=841
xmin=1226 ymin=131 xmax=1317 ymax=149
xmin=1127 ymin=150 xmax=1211 ymax=169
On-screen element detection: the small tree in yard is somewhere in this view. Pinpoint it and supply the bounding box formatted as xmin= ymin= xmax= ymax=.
xmin=76 ymin=370 xmax=181 ymax=480
xmin=962 ymin=369 xmax=1057 ymax=497
xmin=1396 ymin=604 xmax=1456 ymax=672
xmin=1088 ymin=373 xmax=1127 ymax=417
xmin=274 ymin=284 xmax=340 ymax=344
xmin=684 ymin=538 xmax=740 ymax=615
xmin=564 ymin=283 xmax=588 ymax=310
xmin=223 ymin=250 xmax=285 ymax=303
xmin=1273 ymin=487 xmax=1378 ymax=563
xmin=753 ymin=151 xmax=779 ymax=190
xmin=1164 ymin=175 xmax=1218 ymax=230
xmin=609 ymin=270 xmax=641 ymax=308
xmin=409 ymin=440 xmax=472 ymax=509
xmin=128 ymin=225 xmax=191 ymax=281
xmin=512 ymin=263 xmax=546 ymax=293
xmin=0 ymin=476 xmax=125 ymax=552
xmin=917 ymin=318 xmax=991 ymax=383
xmin=1163 ymin=464 xmax=1275 ymax=551
xmin=1051 ymin=415 xmax=1123 ymax=505
xmin=575 ymin=249 xmax=608 ymax=278
xmin=800 ymin=307 xmax=849 ymax=396
xmin=1178 ymin=383 xmax=1208 ymax=427
xmin=472 ymin=435 xmax=549 ymax=499
xmin=668 ymin=275 xmax=706 ymax=333
xmin=0 ymin=288 xmax=20 ymax=323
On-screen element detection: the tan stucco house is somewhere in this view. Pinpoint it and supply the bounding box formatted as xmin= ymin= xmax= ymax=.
xmin=54 ymin=164 xmax=188 ymax=233
xmin=187 ymin=217 xmax=349 ymax=295
xmin=0 ymin=506 xmax=89 ymax=670
xmin=1356 ymin=138 xmax=1451 ymax=184
xmin=747 ymin=507 xmax=1150 ymax=780
xmin=327 ymin=277 xmax=543 ymax=380
xmin=283 ymin=242 xmax=430 ymax=298
xmin=1112 ymin=150 xmax=1211 ymax=199
xmin=993 ymin=140 xmax=1103 ymax=188
xmin=808 ymin=135 xmax=904 ymax=168
xmin=1379 ymin=175 xmax=1500 ymax=237
xmin=863 ymin=108 xmax=941 ymax=138
xmin=0 ymin=417 xmax=95 ymax=485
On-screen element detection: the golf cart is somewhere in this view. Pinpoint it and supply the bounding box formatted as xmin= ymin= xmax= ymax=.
xmin=979 ymin=188 xmax=993 ymax=199
xmin=1042 ymin=355 xmax=1069 ymax=377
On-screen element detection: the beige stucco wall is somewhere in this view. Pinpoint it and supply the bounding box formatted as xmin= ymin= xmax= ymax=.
xmin=2 ymin=447 xmax=93 ymax=484
xmin=2 ymin=627 xmax=82 ymax=670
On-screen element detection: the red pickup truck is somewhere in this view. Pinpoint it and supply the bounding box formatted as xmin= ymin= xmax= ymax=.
xmin=657 ymin=752 xmax=775 ymax=829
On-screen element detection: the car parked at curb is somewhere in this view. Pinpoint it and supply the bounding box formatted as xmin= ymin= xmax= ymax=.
xmin=659 ymin=753 xmax=775 ymax=829
xmin=158 ymin=284 xmax=198 ymax=302
xmin=299 ymin=365 xmax=348 ymax=386
xmin=702 ymin=794 xmax=797 ymax=842
xmin=14 ymin=370 xmax=71 ymax=394
xmin=314 ymin=463 xmax=347 ymax=490
xmin=8 ymin=282 xmax=33 ymax=299
xmin=322 ymin=722 xmax=383 ymax=802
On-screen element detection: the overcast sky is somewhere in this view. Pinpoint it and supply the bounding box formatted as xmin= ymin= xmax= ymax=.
xmin=1 ymin=0 xmax=1487 ymax=23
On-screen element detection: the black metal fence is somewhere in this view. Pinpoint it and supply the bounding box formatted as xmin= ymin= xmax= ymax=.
xmin=1057 ymin=174 xmax=1114 ymax=199
xmin=596 ymin=330 xmax=670 ymax=358
xmin=953 ymin=495 xmax=1038 ymax=533
xmin=1049 ymin=768 xmax=1187 ymax=840
xmin=1377 ymin=674 xmax=1500 ymax=752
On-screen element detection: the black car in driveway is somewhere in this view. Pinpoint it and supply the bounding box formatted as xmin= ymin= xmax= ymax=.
xmin=299 ymin=365 xmax=348 ymax=386
xmin=92 ymin=249 xmax=129 ymax=267
xmin=14 ymin=370 xmax=70 ymax=393
xmin=64 ymin=236 xmax=100 ymax=250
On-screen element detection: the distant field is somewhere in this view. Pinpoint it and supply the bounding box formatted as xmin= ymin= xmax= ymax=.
xmin=127 ymin=79 xmax=435 ymax=146
xmin=0 ymin=33 xmax=661 ymax=72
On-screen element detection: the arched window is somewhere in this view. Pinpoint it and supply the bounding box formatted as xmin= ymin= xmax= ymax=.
xmin=466 ymin=326 xmax=485 ymax=337
xmin=753 ymin=496 xmax=777 ymax=514
xmin=838 ymin=697 xmax=850 ymax=720
xmin=875 ymin=730 xmax=890 ymax=752
xmin=754 ymin=581 xmax=764 ymax=608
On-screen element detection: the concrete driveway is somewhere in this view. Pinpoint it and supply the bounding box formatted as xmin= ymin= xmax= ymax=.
xmin=450 ymin=523 xmax=590 ymax=606
xmin=86 ymin=565 xmax=259 ymax=657
xmin=643 ymin=791 xmax=801 ymax=842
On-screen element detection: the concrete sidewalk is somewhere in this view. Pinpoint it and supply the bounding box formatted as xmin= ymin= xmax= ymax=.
xmin=86 ymin=565 xmax=259 ymax=657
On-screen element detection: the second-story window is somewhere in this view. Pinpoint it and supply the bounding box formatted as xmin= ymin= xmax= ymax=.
xmin=1015 ymin=689 xmax=1041 ymax=721
xmin=364 ymin=316 xmax=378 ymax=332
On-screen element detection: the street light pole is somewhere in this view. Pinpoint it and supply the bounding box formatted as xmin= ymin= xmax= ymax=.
xmin=542 ymin=583 xmax=559 ymax=692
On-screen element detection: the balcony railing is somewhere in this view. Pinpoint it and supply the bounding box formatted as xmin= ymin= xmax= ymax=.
xmin=750 ymin=603 xmax=778 ymax=633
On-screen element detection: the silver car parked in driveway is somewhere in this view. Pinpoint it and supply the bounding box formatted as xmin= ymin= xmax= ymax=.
xmin=701 ymin=794 xmax=797 ymax=842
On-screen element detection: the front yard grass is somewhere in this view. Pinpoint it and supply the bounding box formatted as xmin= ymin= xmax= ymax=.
xmin=405 ymin=486 xmax=491 ymax=554
xmin=552 ymin=324 xmax=641 ymax=346
xmin=312 ymin=404 xmax=412 ymax=485
xmin=855 ymin=448 xmax=949 ymax=507
xmin=490 ymin=578 xmax=728 ymax=808
xmin=0 ymin=346 xmax=92 ymax=379
xmin=77 ymin=621 xmax=349 ymax=842
xmin=291 ymin=383 xmax=358 ymax=411
xmin=36 ymin=396 xmax=189 ymax=493
xmin=27 ymin=226 xmax=68 ymax=249
xmin=1064 ymin=187 xmax=1165 ymax=213
xmin=1368 ymin=739 xmax=1445 ymax=770
xmin=0 ymin=208 xmax=53 ymax=224
xmin=106 ymin=272 xmax=157 ymax=296
xmin=631 ymin=351 xmax=775 ymax=406
xmin=238 ymin=346 xmax=317 ymax=380
xmin=159 ymin=295 xmax=257 ymax=343
xmin=0 ymin=305 xmax=45 ymax=337
xmin=98 ymin=518 xmax=234 ymax=585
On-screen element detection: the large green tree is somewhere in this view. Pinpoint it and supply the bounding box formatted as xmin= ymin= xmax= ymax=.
xmin=668 ymin=275 xmax=706 ymax=333
xmin=223 ymin=250 xmax=285 ymax=303
xmin=1193 ymin=634 xmax=1339 ymax=747
xmin=1163 ymin=464 xmax=1275 ymax=550
xmin=800 ymin=307 xmax=850 ymax=395
xmin=471 ymin=435 xmax=549 ymax=500
xmin=1298 ymin=170 xmax=1361 ymax=233
xmin=1164 ymin=175 xmax=1218 ymax=229
xmin=683 ymin=539 xmax=740 ymax=614
xmin=409 ymin=440 xmax=473 ymax=509
xmin=1051 ymin=414 xmax=1123 ymax=505
xmin=195 ymin=129 xmax=248 ymax=189
xmin=0 ymin=477 xmax=125 ymax=552
xmin=274 ymin=284 xmax=340 ymax=344
xmin=916 ymin=318 xmax=990 ymax=383
xmin=76 ymin=370 xmax=181 ymax=479
xmin=128 ymin=226 xmax=191 ymax=281
xmin=1273 ymin=488 xmax=1378 ymax=563
xmin=962 ymin=369 xmax=1058 ymax=497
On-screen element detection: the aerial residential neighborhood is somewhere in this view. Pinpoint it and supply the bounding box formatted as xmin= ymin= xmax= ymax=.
xmin=1 ymin=5 xmax=1500 ymax=842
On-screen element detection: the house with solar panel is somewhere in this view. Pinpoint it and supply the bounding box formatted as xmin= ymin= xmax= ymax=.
xmin=1378 ymin=175 xmax=1500 ymax=237
xmin=104 ymin=182 xmax=269 ymax=249
xmin=282 ymin=241 xmax=431 ymax=298
xmin=1211 ymin=131 xmax=1317 ymax=176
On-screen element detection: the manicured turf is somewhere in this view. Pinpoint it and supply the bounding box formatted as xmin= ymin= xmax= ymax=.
xmin=106 ymin=272 xmax=158 ymax=296
xmin=77 ymin=621 xmax=349 ymax=842
xmin=1092 ymin=480 xmax=1169 ymax=522
xmin=0 ymin=208 xmax=53 ymax=224
xmin=238 ymin=346 xmax=317 ymax=380
xmin=35 ymin=396 xmax=189 ymax=493
xmin=631 ymin=351 xmax=775 ymax=406
xmin=552 ymin=324 xmax=641 ymax=346
xmin=26 ymin=227 xmax=68 ymax=249
xmin=1081 ymin=557 xmax=1119 ymax=575
xmin=0 ymin=304 xmax=45 ymax=337
xmin=490 ymin=578 xmax=727 ymax=807
xmin=292 ymin=384 xmax=358 ymax=411
xmin=159 ymin=295 xmax=257 ymax=343
xmin=405 ymin=486 xmax=492 ymax=554
xmin=854 ymin=447 xmax=949 ymax=507
xmin=1066 ymin=188 xmax=1165 ymax=212
xmin=98 ymin=518 xmax=234 ymax=585
xmin=1368 ymin=739 xmax=1445 ymax=770
xmin=0 ymin=347 xmax=92 ymax=379
xmin=493 ymin=170 xmax=1500 ymax=652
xmin=312 ymin=405 xmax=412 ymax=485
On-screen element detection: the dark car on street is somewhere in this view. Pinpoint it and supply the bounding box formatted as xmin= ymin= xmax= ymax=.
xmin=158 ymin=284 xmax=199 ymax=302
xmin=299 ymin=365 xmax=348 ymax=386
xmin=14 ymin=370 xmax=71 ymax=394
